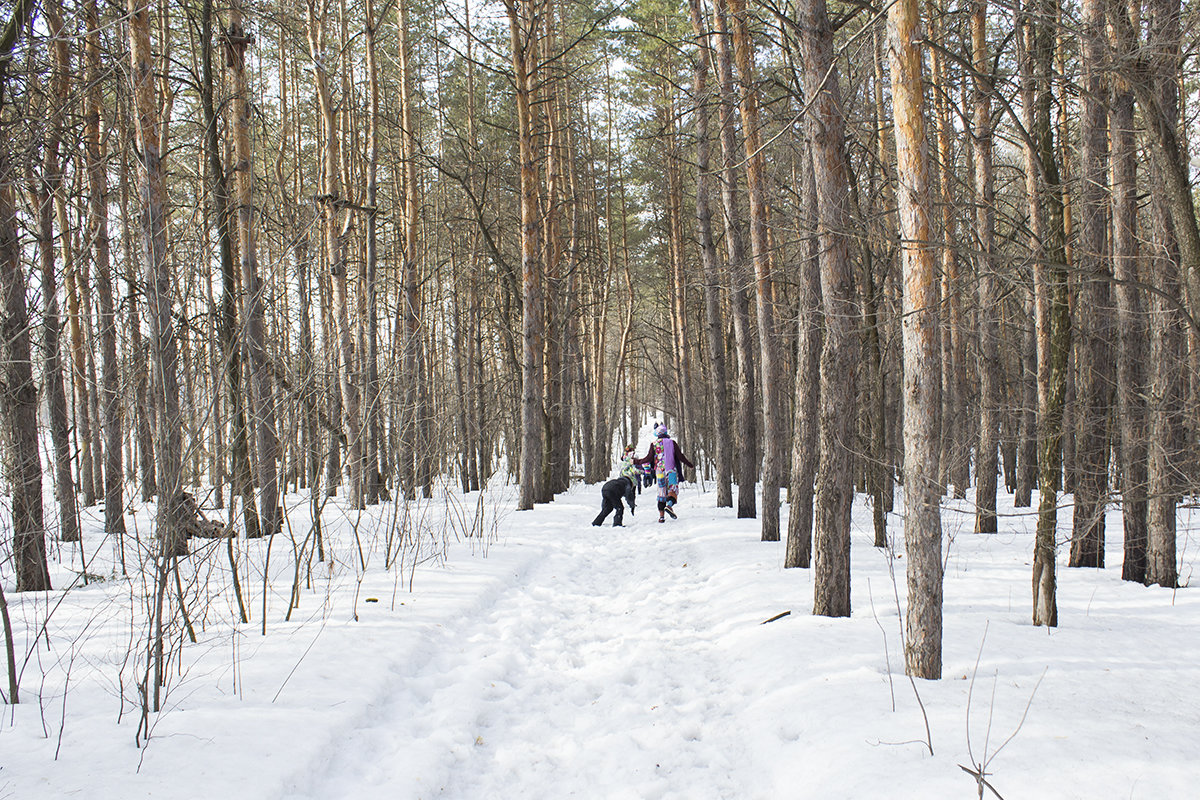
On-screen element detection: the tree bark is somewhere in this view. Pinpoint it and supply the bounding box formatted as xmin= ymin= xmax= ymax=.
xmin=129 ymin=0 xmax=187 ymax=557
xmin=86 ymin=0 xmax=125 ymax=538
xmin=229 ymin=1 xmax=280 ymax=536
xmin=888 ymin=0 xmax=943 ymax=679
xmin=972 ymin=0 xmax=1000 ymax=534
xmin=364 ymin=0 xmax=382 ymax=504
xmin=1 ymin=0 xmax=51 ymax=584
xmin=688 ymin=0 xmax=732 ymax=508
xmin=1015 ymin=288 xmax=1038 ymax=508
xmin=1143 ymin=0 xmax=1184 ymax=589
xmin=398 ymin=0 xmax=429 ymax=500
xmin=1069 ymin=0 xmax=1113 ymax=567
xmin=308 ymin=0 xmax=363 ymax=509
xmin=712 ymin=0 xmax=758 ymax=519
xmin=1108 ymin=71 xmax=1148 ymax=582
xmin=930 ymin=19 xmax=967 ymax=499
xmin=200 ymin=0 xmax=258 ymax=538
xmin=29 ymin=0 xmax=81 ymax=544
xmin=786 ymin=139 xmax=822 ymax=569
xmin=506 ymin=0 xmax=545 ymax=511
xmin=1024 ymin=0 xmax=1068 ymax=626
xmin=1 ymin=155 xmax=51 ymax=591
xmin=798 ymin=0 xmax=857 ymax=616
xmin=728 ymin=0 xmax=783 ymax=542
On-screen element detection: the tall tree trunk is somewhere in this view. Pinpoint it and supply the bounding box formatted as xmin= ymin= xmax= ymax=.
xmin=1015 ymin=288 xmax=1038 ymax=507
xmin=86 ymin=0 xmax=125 ymax=537
xmin=688 ymin=0 xmax=733 ymax=508
xmin=540 ymin=52 xmax=565 ymax=504
xmin=506 ymin=0 xmax=545 ymax=511
xmin=1 ymin=0 xmax=51 ymax=585
xmin=63 ymin=173 xmax=96 ymax=508
xmin=200 ymin=0 xmax=258 ymax=538
xmin=1143 ymin=0 xmax=1185 ymax=589
xmin=308 ymin=0 xmax=363 ymax=509
xmin=798 ymin=0 xmax=857 ymax=616
xmin=728 ymin=0 xmax=782 ymax=542
xmin=229 ymin=1 xmax=280 ymax=536
xmin=931 ymin=21 xmax=966 ymax=499
xmin=972 ymin=0 xmax=1000 ymax=533
xmin=30 ymin=0 xmax=81 ymax=543
xmin=464 ymin=0 xmax=487 ymax=489
xmin=1024 ymin=0 xmax=1069 ymax=626
xmin=117 ymin=109 xmax=157 ymax=502
xmin=1 ymin=158 xmax=51 ymax=591
xmin=1108 ymin=69 xmax=1148 ymax=582
xmin=1069 ymin=0 xmax=1113 ymax=567
xmin=398 ymin=0 xmax=428 ymax=500
xmin=888 ymin=0 xmax=942 ymax=679
xmin=786 ymin=139 xmax=822 ymax=569
xmin=129 ymin=0 xmax=187 ymax=557
xmin=712 ymin=0 xmax=757 ymax=519
xmin=364 ymin=0 xmax=382 ymax=504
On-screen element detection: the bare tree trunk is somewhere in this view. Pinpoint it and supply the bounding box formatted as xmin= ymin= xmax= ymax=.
xmin=117 ymin=110 xmax=156 ymax=502
xmin=858 ymin=238 xmax=887 ymax=548
xmin=398 ymin=0 xmax=428 ymax=500
xmin=712 ymin=0 xmax=757 ymax=519
xmin=308 ymin=0 xmax=362 ymax=509
xmin=74 ymin=204 xmax=104 ymax=505
xmin=27 ymin=0 xmax=81 ymax=544
xmin=129 ymin=0 xmax=187 ymax=557
xmin=1 ymin=162 xmax=51 ymax=590
xmin=888 ymin=0 xmax=942 ymax=679
xmin=798 ymin=0 xmax=857 ymax=616
xmin=688 ymin=0 xmax=732 ymax=508
xmin=295 ymin=234 xmax=320 ymax=497
xmin=1109 ymin=72 xmax=1148 ymax=582
xmin=506 ymin=0 xmax=545 ymax=511
xmin=86 ymin=0 xmax=124 ymax=538
xmin=364 ymin=0 xmax=382 ymax=504
xmin=200 ymin=0 xmax=257 ymax=538
xmin=1024 ymin=0 xmax=1068 ymax=626
xmin=786 ymin=139 xmax=822 ymax=569
xmin=1069 ymin=0 xmax=1113 ymax=567
xmin=972 ymin=0 xmax=1000 ymax=534
xmin=464 ymin=3 xmax=487 ymax=489
xmin=1015 ymin=288 xmax=1038 ymax=507
xmin=728 ymin=0 xmax=782 ymax=541
xmin=64 ymin=180 xmax=96 ymax=508
xmin=1145 ymin=233 xmax=1184 ymax=589
xmin=1144 ymin=0 xmax=1185 ymax=589
xmin=1 ymin=0 xmax=51 ymax=583
xmin=541 ymin=49 xmax=565 ymax=503
xmin=229 ymin=1 xmax=280 ymax=536
xmin=30 ymin=174 xmax=79 ymax=543
xmin=930 ymin=20 xmax=966 ymax=499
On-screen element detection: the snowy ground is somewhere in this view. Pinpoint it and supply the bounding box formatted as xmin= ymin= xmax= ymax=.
xmin=2 ymin=465 xmax=1198 ymax=799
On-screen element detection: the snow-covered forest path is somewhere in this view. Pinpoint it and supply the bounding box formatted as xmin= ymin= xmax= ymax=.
xmin=287 ymin=496 xmax=758 ymax=799
xmin=6 ymin=479 xmax=1199 ymax=800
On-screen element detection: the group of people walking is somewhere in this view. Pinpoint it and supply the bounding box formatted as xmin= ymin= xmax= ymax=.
xmin=592 ymin=422 xmax=694 ymax=527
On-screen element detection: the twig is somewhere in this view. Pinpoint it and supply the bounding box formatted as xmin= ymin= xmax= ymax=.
xmin=958 ymin=763 xmax=1006 ymax=800
xmin=867 ymin=579 xmax=896 ymax=712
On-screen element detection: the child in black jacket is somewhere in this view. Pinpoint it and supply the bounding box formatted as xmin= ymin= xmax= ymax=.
xmin=592 ymin=475 xmax=637 ymax=527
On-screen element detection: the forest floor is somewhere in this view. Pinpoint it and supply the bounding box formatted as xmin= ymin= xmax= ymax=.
xmin=2 ymin=453 xmax=1199 ymax=799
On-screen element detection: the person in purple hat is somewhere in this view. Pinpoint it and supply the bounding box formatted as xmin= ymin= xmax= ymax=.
xmin=633 ymin=423 xmax=694 ymax=522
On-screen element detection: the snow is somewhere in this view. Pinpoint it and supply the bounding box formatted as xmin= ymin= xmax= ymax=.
xmin=2 ymin=465 xmax=1199 ymax=799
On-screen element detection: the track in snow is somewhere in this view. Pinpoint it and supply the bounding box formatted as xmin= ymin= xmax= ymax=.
xmin=284 ymin=496 xmax=750 ymax=800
